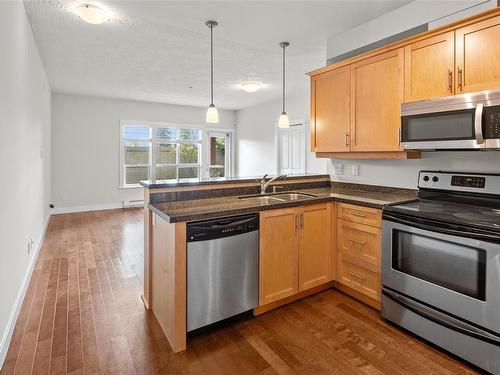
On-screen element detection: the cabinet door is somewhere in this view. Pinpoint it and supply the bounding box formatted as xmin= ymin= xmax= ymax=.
xmin=311 ymin=66 xmax=351 ymax=152
xmin=351 ymin=48 xmax=404 ymax=152
xmin=259 ymin=208 xmax=298 ymax=305
xmin=456 ymin=16 xmax=500 ymax=93
xmin=405 ymin=32 xmax=455 ymax=101
xmin=298 ymin=203 xmax=332 ymax=291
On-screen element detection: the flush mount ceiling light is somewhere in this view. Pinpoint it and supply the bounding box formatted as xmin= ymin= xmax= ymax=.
xmin=278 ymin=41 xmax=290 ymax=128
xmin=206 ymin=20 xmax=219 ymax=124
xmin=240 ymin=81 xmax=263 ymax=93
xmin=75 ymin=3 xmax=110 ymax=25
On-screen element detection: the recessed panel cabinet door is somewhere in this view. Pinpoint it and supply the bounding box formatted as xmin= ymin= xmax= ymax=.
xmin=311 ymin=66 xmax=351 ymax=152
xmin=405 ymin=32 xmax=455 ymax=101
xmin=456 ymin=16 xmax=500 ymax=93
xmin=298 ymin=203 xmax=332 ymax=291
xmin=351 ymin=48 xmax=404 ymax=152
xmin=259 ymin=208 xmax=298 ymax=306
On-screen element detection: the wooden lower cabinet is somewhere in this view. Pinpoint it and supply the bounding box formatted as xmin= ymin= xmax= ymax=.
xmin=338 ymin=254 xmax=381 ymax=301
xmin=259 ymin=207 xmax=299 ymax=305
xmin=299 ymin=203 xmax=332 ymax=291
xmin=338 ymin=219 xmax=381 ymax=266
xmin=259 ymin=203 xmax=333 ymax=307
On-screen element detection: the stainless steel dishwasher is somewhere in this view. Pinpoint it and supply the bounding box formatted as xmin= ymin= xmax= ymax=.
xmin=187 ymin=213 xmax=259 ymax=332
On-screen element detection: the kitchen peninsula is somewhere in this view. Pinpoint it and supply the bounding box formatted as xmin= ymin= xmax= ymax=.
xmin=140 ymin=175 xmax=416 ymax=352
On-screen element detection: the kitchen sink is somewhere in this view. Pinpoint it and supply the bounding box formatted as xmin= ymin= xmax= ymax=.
xmin=238 ymin=191 xmax=317 ymax=203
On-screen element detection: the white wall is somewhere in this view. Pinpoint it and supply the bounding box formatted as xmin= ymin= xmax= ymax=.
xmin=326 ymin=0 xmax=499 ymax=189
xmin=329 ymin=152 xmax=500 ymax=189
xmin=326 ymin=0 xmax=496 ymax=60
xmin=0 ymin=1 xmax=52 ymax=367
xmin=51 ymin=93 xmax=235 ymax=211
xmin=236 ymin=92 xmax=327 ymax=177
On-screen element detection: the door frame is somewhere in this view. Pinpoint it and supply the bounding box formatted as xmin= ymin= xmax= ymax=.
xmin=275 ymin=118 xmax=307 ymax=175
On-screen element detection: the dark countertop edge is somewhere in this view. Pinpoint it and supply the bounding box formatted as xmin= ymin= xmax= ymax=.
xmin=140 ymin=174 xmax=330 ymax=189
xmin=149 ymin=194 xmax=418 ymax=224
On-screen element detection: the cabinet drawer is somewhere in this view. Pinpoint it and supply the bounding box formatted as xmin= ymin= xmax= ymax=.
xmin=338 ymin=219 xmax=381 ymax=266
xmin=338 ymin=254 xmax=380 ymax=301
xmin=338 ymin=203 xmax=381 ymax=228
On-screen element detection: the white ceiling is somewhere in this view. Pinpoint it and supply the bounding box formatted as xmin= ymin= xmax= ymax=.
xmin=24 ymin=0 xmax=411 ymax=110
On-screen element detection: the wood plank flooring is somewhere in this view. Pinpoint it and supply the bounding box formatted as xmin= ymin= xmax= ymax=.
xmin=1 ymin=208 xmax=481 ymax=375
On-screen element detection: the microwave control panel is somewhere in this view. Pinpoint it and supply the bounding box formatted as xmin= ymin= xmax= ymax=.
xmin=485 ymin=107 xmax=500 ymax=138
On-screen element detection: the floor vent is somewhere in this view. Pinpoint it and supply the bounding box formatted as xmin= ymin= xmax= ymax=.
xmin=123 ymin=199 xmax=144 ymax=208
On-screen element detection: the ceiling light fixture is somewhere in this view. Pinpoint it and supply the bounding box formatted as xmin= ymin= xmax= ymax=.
xmin=75 ymin=3 xmax=110 ymax=24
xmin=206 ymin=20 xmax=219 ymax=124
xmin=278 ymin=41 xmax=290 ymax=128
xmin=240 ymin=81 xmax=262 ymax=93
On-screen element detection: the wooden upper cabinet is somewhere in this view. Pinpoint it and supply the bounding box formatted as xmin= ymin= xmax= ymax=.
xmin=298 ymin=203 xmax=332 ymax=291
xmin=311 ymin=66 xmax=350 ymax=152
xmin=259 ymin=208 xmax=298 ymax=306
xmin=404 ymin=32 xmax=455 ymax=101
xmin=456 ymin=15 xmax=500 ymax=93
xmin=351 ymin=48 xmax=405 ymax=152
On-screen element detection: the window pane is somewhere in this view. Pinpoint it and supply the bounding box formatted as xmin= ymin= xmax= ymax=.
xmin=123 ymin=127 xmax=150 ymax=139
xmin=209 ymin=136 xmax=226 ymax=166
xmin=125 ymin=142 xmax=149 ymax=165
xmin=179 ymin=144 xmax=199 ymax=164
xmin=179 ymin=167 xmax=198 ymax=179
xmin=157 ymin=144 xmax=177 ymax=164
xmin=156 ymin=128 xmax=177 ymax=140
xmin=209 ymin=167 xmax=225 ymax=178
xmin=156 ymin=166 xmax=177 ymax=180
xmin=179 ymin=128 xmax=201 ymax=140
xmin=125 ymin=166 xmax=149 ymax=185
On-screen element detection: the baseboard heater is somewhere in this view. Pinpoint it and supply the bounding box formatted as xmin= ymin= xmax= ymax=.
xmin=123 ymin=199 xmax=144 ymax=208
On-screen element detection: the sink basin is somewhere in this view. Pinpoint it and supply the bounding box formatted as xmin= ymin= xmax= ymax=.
xmin=238 ymin=191 xmax=317 ymax=203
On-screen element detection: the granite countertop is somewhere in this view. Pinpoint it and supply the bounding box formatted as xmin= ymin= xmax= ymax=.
xmin=149 ymin=186 xmax=417 ymax=223
xmin=140 ymin=173 xmax=329 ymax=188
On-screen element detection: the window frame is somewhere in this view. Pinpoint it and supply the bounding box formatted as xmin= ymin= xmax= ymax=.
xmin=120 ymin=121 xmax=234 ymax=188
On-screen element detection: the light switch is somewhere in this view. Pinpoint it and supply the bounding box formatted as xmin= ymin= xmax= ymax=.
xmin=352 ymin=165 xmax=359 ymax=176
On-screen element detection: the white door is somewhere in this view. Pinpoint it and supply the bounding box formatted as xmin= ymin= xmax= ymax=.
xmin=277 ymin=123 xmax=306 ymax=175
xmin=205 ymin=131 xmax=231 ymax=178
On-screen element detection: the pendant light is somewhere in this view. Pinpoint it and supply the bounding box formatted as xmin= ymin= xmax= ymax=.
xmin=206 ymin=20 xmax=219 ymax=123
xmin=278 ymin=41 xmax=290 ymax=128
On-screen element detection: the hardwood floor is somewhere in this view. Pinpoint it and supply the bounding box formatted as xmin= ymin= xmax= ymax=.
xmin=1 ymin=208 xmax=480 ymax=375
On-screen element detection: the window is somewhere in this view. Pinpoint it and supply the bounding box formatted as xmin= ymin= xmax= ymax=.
xmin=120 ymin=123 xmax=232 ymax=187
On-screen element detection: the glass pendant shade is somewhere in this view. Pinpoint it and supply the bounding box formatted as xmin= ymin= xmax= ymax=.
xmin=206 ymin=104 xmax=219 ymax=123
xmin=278 ymin=112 xmax=289 ymax=128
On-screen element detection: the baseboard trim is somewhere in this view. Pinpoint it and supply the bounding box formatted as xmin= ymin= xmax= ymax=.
xmin=51 ymin=202 xmax=125 ymax=214
xmin=0 ymin=213 xmax=51 ymax=370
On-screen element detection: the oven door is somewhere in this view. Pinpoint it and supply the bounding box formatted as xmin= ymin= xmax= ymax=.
xmin=382 ymin=216 xmax=500 ymax=333
xmin=401 ymin=101 xmax=485 ymax=150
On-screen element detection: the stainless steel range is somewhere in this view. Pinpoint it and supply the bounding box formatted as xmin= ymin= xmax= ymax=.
xmin=382 ymin=171 xmax=500 ymax=374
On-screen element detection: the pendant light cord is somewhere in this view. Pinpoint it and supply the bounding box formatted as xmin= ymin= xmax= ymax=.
xmin=210 ymin=24 xmax=214 ymax=106
xmin=282 ymin=43 xmax=286 ymax=113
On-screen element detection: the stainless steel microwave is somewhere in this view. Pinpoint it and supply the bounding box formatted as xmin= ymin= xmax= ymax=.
xmin=401 ymin=90 xmax=500 ymax=150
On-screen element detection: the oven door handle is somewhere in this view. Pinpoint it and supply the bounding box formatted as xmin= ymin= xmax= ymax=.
xmin=475 ymin=103 xmax=485 ymax=145
xmin=383 ymin=289 xmax=500 ymax=346
xmin=383 ymin=213 xmax=500 ymax=242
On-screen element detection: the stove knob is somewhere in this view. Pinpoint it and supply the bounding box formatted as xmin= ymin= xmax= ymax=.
xmin=423 ymin=176 xmax=429 ymax=182
xmin=432 ymin=176 xmax=439 ymax=183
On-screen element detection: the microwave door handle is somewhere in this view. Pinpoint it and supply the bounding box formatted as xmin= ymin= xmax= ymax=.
xmin=475 ymin=103 xmax=484 ymax=144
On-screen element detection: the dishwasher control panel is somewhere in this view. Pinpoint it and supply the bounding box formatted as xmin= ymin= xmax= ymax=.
xmin=187 ymin=214 xmax=259 ymax=242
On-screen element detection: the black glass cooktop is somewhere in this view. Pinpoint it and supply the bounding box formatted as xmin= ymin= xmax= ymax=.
xmin=385 ymin=199 xmax=500 ymax=232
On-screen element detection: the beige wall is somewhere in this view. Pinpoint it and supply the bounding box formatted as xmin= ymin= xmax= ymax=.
xmin=51 ymin=93 xmax=235 ymax=211
xmin=0 ymin=2 xmax=52 ymax=367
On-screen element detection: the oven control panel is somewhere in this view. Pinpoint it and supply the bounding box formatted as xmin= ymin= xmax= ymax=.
xmin=485 ymin=106 xmax=500 ymax=138
xmin=418 ymin=171 xmax=500 ymax=195
xmin=451 ymin=175 xmax=486 ymax=188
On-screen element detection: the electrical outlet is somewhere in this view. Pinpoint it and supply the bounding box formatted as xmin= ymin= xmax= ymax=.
xmin=352 ymin=165 xmax=359 ymax=176
xmin=334 ymin=164 xmax=343 ymax=175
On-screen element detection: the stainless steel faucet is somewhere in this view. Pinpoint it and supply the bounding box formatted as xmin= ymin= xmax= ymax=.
xmin=260 ymin=174 xmax=287 ymax=194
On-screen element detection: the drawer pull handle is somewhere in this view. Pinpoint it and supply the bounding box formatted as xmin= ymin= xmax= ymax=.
xmin=349 ymin=271 xmax=367 ymax=281
xmin=349 ymin=211 xmax=367 ymax=217
xmin=350 ymin=239 xmax=366 ymax=246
